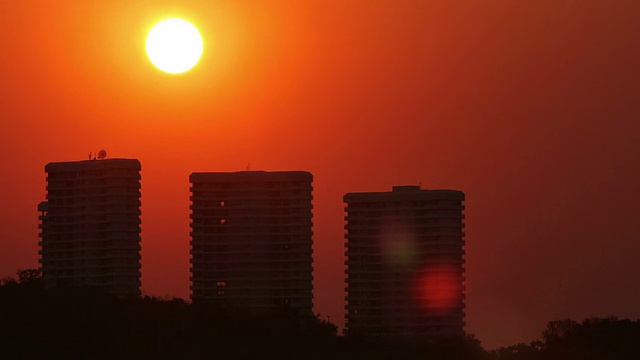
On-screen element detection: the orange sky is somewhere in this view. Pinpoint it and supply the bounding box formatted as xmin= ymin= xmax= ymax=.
xmin=1 ymin=0 xmax=639 ymax=348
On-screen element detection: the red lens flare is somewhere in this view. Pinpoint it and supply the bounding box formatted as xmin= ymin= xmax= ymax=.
xmin=414 ymin=266 xmax=464 ymax=312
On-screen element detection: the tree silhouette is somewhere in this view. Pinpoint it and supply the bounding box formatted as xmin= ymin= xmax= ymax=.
xmin=16 ymin=268 xmax=42 ymax=286
xmin=490 ymin=317 xmax=640 ymax=360
xmin=4 ymin=268 xmax=640 ymax=359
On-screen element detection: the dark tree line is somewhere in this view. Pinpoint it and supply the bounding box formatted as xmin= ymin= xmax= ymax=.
xmin=2 ymin=270 xmax=640 ymax=359
xmin=489 ymin=317 xmax=640 ymax=360
xmin=0 ymin=270 xmax=482 ymax=359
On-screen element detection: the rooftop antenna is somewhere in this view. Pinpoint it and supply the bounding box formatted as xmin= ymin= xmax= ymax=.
xmin=97 ymin=150 xmax=107 ymax=160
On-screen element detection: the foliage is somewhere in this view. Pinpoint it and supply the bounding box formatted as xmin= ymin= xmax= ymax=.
xmin=0 ymin=272 xmax=485 ymax=359
xmin=4 ymin=269 xmax=640 ymax=359
xmin=16 ymin=268 xmax=42 ymax=285
xmin=490 ymin=317 xmax=640 ymax=360
xmin=0 ymin=277 xmax=16 ymax=286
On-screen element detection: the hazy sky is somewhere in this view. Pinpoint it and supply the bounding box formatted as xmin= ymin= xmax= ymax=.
xmin=1 ymin=0 xmax=639 ymax=348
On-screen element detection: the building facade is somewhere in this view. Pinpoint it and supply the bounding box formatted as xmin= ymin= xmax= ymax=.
xmin=344 ymin=185 xmax=466 ymax=338
xmin=38 ymin=159 xmax=142 ymax=297
xmin=189 ymin=171 xmax=314 ymax=314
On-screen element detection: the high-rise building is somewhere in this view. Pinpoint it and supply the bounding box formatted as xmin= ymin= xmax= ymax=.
xmin=344 ymin=185 xmax=466 ymax=338
xmin=38 ymin=158 xmax=142 ymax=297
xmin=189 ymin=171 xmax=314 ymax=314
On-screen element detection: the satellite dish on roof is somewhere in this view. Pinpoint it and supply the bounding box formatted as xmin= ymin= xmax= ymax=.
xmin=97 ymin=150 xmax=107 ymax=159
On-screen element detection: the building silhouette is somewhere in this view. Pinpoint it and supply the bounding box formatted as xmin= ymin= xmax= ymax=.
xmin=38 ymin=158 xmax=142 ymax=297
xmin=344 ymin=185 xmax=466 ymax=338
xmin=189 ymin=171 xmax=314 ymax=314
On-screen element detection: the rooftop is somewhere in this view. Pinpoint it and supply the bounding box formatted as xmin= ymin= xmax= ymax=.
xmin=45 ymin=158 xmax=141 ymax=172
xmin=190 ymin=171 xmax=312 ymax=182
xmin=344 ymin=185 xmax=464 ymax=202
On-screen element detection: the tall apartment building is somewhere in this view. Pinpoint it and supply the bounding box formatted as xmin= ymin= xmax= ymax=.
xmin=344 ymin=185 xmax=466 ymax=338
xmin=38 ymin=158 xmax=142 ymax=297
xmin=189 ymin=171 xmax=314 ymax=314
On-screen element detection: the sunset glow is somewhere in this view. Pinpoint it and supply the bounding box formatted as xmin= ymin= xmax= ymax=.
xmin=146 ymin=18 xmax=203 ymax=74
xmin=1 ymin=0 xmax=639 ymax=351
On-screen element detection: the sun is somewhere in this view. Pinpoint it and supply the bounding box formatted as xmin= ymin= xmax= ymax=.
xmin=146 ymin=18 xmax=203 ymax=74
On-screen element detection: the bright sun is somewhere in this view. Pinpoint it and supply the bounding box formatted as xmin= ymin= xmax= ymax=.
xmin=146 ymin=18 xmax=203 ymax=74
